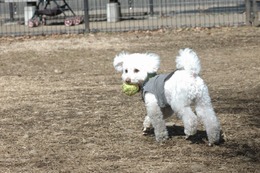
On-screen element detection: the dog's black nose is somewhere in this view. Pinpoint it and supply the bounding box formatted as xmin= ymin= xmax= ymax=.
xmin=125 ymin=78 xmax=131 ymax=84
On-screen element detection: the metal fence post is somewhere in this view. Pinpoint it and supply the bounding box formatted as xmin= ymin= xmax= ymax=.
xmin=149 ymin=0 xmax=154 ymax=16
xmin=9 ymin=3 xmax=14 ymax=21
xmin=84 ymin=0 xmax=90 ymax=33
xmin=245 ymin=0 xmax=252 ymax=25
xmin=252 ymin=0 xmax=260 ymax=26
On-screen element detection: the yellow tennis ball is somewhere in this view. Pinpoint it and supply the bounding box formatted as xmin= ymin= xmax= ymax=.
xmin=122 ymin=83 xmax=140 ymax=96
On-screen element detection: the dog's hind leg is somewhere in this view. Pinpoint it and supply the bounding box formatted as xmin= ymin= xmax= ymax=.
xmin=175 ymin=107 xmax=198 ymax=137
xmin=145 ymin=93 xmax=168 ymax=142
xmin=168 ymin=94 xmax=198 ymax=138
xmin=195 ymin=87 xmax=221 ymax=146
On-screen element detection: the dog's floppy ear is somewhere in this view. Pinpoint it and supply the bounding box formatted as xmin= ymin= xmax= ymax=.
xmin=113 ymin=52 xmax=129 ymax=72
xmin=145 ymin=53 xmax=160 ymax=73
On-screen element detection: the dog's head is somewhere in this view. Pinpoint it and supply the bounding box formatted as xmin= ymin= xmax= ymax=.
xmin=113 ymin=52 xmax=160 ymax=85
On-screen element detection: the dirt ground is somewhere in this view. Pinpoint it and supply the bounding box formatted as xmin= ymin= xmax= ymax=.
xmin=0 ymin=26 xmax=259 ymax=173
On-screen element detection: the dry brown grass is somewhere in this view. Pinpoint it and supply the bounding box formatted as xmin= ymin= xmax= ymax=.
xmin=0 ymin=26 xmax=259 ymax=172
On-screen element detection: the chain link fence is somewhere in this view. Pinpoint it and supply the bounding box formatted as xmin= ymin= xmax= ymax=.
xmin=0 ymin=0 xmax=251 ymax=36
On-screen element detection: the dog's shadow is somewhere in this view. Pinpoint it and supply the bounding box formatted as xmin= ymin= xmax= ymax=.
xmin=167 ymin=125 xmax=207 ymax=144
xmin=145 ymin=125 xmax=224 ymax=144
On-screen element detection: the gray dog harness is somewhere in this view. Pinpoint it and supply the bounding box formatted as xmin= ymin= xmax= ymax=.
xmin=142 ymin=71 xmax=175 ymax=108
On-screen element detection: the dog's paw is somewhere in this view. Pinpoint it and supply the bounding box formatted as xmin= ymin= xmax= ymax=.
xmin=155 ymin=131 xmax=169 ymax=142
xmin=142 ymin=127 xmax=154 ymax=135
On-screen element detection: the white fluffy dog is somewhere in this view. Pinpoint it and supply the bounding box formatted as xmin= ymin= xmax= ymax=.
xmin=113 ymin=48 xmax=221 ymax=146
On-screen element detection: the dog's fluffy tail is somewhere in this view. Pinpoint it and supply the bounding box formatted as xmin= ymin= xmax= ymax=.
xmin=176 ymin=48 xmax=201 ymax=75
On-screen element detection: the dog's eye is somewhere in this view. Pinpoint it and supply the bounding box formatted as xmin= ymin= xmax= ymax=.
xmin=125 ymin=69 xmax=128 ymax=73
xmin=134 ymin=69 xmax=139 ymax=73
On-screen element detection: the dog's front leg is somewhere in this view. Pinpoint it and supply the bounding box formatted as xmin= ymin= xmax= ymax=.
xmin=145 ymin=93 xmax=168 ymax=142
xmin=143 ymin=115 xmax=153 ymax=135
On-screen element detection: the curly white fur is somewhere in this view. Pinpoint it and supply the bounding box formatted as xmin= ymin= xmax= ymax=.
xmin=113 ymin=48 xmax=221 ymax=146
